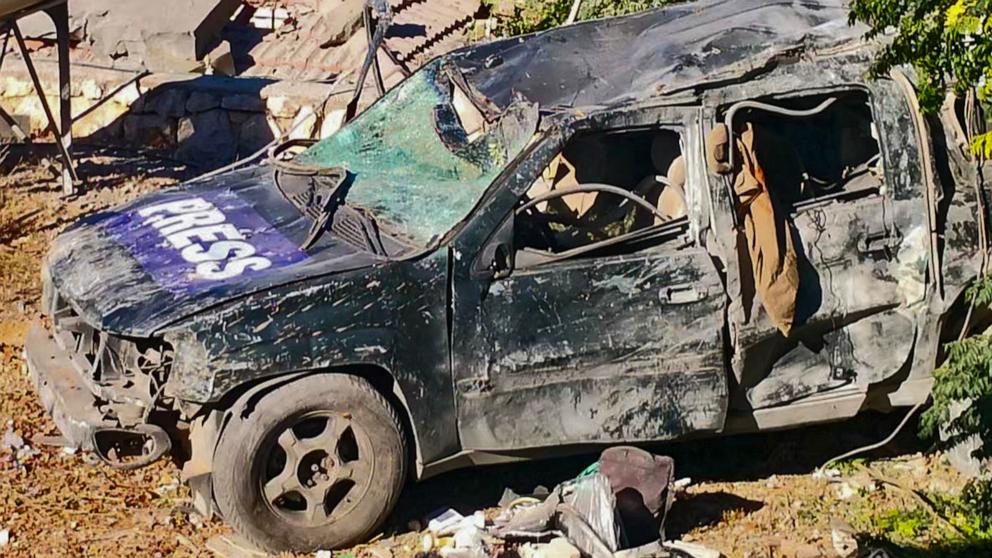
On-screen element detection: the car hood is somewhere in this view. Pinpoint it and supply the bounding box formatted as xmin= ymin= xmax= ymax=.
xmin=47 ymin=166 xmax=384 ymax=337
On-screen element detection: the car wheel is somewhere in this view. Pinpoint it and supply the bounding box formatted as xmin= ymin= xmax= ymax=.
xmin=212 ymin=374 xmax=407 ymax=554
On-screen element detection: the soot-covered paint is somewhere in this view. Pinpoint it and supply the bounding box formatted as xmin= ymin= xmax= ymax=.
xmin=28 ymin=0 xmax=988 ymax=485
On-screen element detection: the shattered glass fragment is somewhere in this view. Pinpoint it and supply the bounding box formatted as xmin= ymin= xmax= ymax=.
xmin=298 ymin=60 xmax=538 ymax=246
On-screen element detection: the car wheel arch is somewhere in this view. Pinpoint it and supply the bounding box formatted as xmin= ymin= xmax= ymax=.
xmin=201 ymin=365 xmax=422 ymax=487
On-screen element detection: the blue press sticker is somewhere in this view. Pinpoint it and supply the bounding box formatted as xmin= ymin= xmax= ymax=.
xmin=99 ymin=190 xmax=309 ymax=294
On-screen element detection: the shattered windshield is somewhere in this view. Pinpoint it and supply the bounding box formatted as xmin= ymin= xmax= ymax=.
xmin=296 ymin=59 xmax=538 ymax=247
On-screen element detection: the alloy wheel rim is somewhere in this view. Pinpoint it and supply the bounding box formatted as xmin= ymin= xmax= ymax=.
xmin=260 ymin=411 xmax=375 ymax=526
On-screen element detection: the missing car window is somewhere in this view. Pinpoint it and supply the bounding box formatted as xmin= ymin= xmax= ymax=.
xmin=516 ymin=128 xmax=687 ymax=257
xmin=728 ymin=91 xmax=884 ymax=211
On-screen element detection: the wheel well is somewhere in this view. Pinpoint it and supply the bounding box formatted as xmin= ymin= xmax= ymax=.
xmin=208 ymin=366 xmax=420 ymax=479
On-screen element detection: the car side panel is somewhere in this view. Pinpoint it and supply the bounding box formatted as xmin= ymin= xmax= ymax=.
xmin=162 ymin=251 xmax=458 ymax=464
xmin=452 ymin=247 xmax=728 ymax=450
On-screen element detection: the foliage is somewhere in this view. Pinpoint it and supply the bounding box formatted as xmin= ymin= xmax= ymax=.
xmin=856 ymin=479 xmax=992 ymax=554
xmin=874 ymin=507 xmax=933 ymax=540
xmin=951 ymin=478 xmax=992 ymax=538
xmin=849 ymin=0 xmax=991 ymax=154
xmin=852 ymin=0 xmax=992 ymax=466
xmin=920 ymin=330 xmax=992 ymax=453
xmin=481 ymin=0 xmax=677 ymax=37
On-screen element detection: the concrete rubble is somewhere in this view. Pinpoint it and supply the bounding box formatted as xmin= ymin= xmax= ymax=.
xmin=20 ymin=0 xmax=242 ymax=72
xmin=0 ymin=0 xmax=483 ymax=168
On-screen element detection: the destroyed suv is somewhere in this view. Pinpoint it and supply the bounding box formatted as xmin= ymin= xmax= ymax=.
xmin=25 ymin=0 xmax=992 ymax=553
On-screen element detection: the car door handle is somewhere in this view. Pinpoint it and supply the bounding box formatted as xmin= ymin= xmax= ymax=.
xmin=659 ymin=284 xmax=707 ymax=305
xmin=857 ymin=229 xmax=902 ymax=258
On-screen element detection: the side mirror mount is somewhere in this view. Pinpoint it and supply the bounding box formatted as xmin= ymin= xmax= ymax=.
xmin=474 ymin=214 xmax=515 ymax=279
xmin=706 ymin=123 xmax=733 ymax=176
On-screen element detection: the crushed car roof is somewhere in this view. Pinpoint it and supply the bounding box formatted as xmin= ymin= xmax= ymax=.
xmin=450 ymin=0 xmax=868 ymax=110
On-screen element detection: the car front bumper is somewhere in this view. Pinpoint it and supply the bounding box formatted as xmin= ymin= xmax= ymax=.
xmin=24 ymin=321 xmax=111 ymax=451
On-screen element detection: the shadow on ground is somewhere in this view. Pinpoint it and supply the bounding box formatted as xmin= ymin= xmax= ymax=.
xmin=1 ymin=142 xmax=194 ymax=193
xmin=388 ymin=411 xmax=926 ymax=531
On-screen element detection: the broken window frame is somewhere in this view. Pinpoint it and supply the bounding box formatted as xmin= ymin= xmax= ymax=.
xmin=294 ymin=59 xmax=539 ymax=249
xmin=502 ymin=123 xmax=694 ymax=270
xmin=717 ymin=86 xmax=888 ymax=216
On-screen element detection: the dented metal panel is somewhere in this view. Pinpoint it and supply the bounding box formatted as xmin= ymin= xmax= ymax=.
xmin=27 ymin=0 xmax=991 ymax=484
xmin=163 ymin=250 xmax=460 ymax=463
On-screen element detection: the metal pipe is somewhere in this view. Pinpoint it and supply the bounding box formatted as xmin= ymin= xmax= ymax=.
xmin=723 ymin=97 xmax=838 ymax=171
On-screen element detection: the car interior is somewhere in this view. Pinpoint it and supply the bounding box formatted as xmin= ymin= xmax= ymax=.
xmin=729 ymin=91 xmax=884 ymax=212
xmin=515 ymin=128 xmax=687 ymax=260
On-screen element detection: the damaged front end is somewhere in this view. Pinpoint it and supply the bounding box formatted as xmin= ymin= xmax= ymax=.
xmin=26 ymin=265 xmax=175 ymax=469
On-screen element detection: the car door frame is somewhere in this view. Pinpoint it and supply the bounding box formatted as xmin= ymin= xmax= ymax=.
xmin=700 ymin=64 xmax=933 ymax=426
xmin=446 ymin=102 xmax=731 ymax=451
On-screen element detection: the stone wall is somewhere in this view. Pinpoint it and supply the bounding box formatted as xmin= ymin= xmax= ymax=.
xmin=0 ymin=57 xmax=352 ymax=169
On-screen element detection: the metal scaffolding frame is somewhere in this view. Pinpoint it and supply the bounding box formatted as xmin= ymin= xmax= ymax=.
xmin=0 ymin=0 xmax=77 ymax=195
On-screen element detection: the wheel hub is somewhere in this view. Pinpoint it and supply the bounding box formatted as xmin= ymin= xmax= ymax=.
xmin=261 ymin=412 xmax=374 ymax=526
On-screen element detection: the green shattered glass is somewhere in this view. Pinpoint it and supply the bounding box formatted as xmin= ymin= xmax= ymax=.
xmin=297 ymin=60 xmax=537 ymax=246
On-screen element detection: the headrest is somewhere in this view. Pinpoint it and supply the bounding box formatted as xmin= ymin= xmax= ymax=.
xmin=706 ymin=124 xmax=732 ymax=175
xmin=667 ymin=156 xmax=686 ymax=189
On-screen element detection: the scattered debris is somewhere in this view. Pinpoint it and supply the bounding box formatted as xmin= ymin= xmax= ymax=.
xmin=829 ymin=518 xmax=859 ymax=558
xmin=1 ymin=423 xmax=38 ymax=468
xmin=520 ymin=537 xmax=582 ymax=558
xmin=664 ymin=540 xmax=723 ymax=558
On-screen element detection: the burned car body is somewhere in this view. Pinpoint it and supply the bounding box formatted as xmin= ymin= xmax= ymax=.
xmin=24 ymin=0 xmax=991 ymax=553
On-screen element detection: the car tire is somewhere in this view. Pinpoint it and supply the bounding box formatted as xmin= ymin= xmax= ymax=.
xmin=212 ymin=374 xmax=407 ymax=554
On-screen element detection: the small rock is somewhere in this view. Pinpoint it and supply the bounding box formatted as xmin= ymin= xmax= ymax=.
xmin=521 ymin=538 xmax=581 ymax=558
xmin=317 ymin=0 xmax=365 ymax=46
xmin=2 ymin=428 xmax=24 ymax=451
xmin=835 ymin=482 xmax=856 ymax=500
xmin=315 ymin=551 xmax=332 ymax=558
xmin=146 ymin=87 xmax=189 ymax=118
xmin=222 ymin=94 xmax=265 ymax=112
xmin=1 ymin=76 xmax=33 ymax=96
xmin=830 ymin=518 xmax=858 ymax=558
xmin=236 ymin=113 xmax=275 ymax=158
xmin=266 ymin=95 xmax=300 ymax=119
xmin=813 ymin=467 xmax=841 ymax=480
xmin=175 ymin=109 xmax=237 ymax=168
xmin=206 ymin=42 xmax=236 ymax=76
xmin=320 ymin=109 xmax=347 ymax=138
xmin=186 ymin=91 xmax=221 ymax=113
xmin=0 ymin=528 xmax=9 ymax=547
xmin=289 ymin=106 xmax=318 ymax=140
xmin=367 ymin=545 xmax=393 ymax=558
xmin=665 ymin=540 xmax=723 ymax=558
xmin=115 ymin=82 xmax=143 ymax=106
xmin=80 ymin=79 xmax=104 ymax=101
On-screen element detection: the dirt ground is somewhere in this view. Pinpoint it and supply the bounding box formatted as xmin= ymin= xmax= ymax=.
xmin=0 ymin=148 xmax=975 ymax=558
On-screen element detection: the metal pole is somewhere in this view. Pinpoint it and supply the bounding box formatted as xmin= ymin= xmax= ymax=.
xmin=12 ymin=19 xmax=78 ymax=191
xmin=45 ymin=1 xmax=75 ymax=194
xmin=566 ymin=0 xmax=583 ymax=24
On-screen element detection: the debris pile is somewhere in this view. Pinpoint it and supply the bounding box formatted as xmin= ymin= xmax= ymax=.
xmin=17 ymin=0 xmax=483 ymax=79
xmin=0 ymin=422 xmax=38 ymax=470
xmin=404 ymin=447 xmax=721 ymax=558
